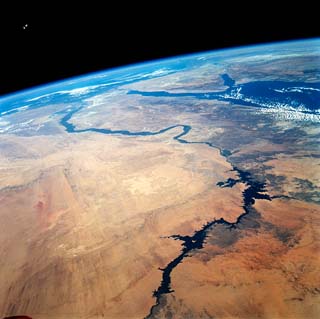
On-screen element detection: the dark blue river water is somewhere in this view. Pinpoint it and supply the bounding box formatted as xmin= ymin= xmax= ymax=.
xmin=58 ymin=99 xmax=271 ymax=318
xmin=54 ymin=73 xmax=318 ymax=318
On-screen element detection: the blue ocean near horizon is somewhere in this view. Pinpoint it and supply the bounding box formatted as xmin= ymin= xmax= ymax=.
xmin=0 ymin=58 xmax=191 ymax=117
xmin=1 ymin=38 xmax=319 ymax=119
xmin=234 ymin=81 xmax=320 ymax=112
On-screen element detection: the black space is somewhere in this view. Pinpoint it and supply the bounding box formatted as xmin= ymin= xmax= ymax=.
xmin=0 ymin=4 xmax=318 ymax=96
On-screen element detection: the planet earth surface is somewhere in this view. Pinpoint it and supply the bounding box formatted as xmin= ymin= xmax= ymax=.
xmin=0 ymin=39 xmax=320 ymax=319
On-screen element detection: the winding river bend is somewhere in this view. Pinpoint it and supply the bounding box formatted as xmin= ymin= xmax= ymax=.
xmin=59 ymin=102 xmax=271 ymax=318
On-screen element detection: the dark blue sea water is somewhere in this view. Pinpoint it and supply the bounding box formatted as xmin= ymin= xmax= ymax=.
xmin=129 ymin=79 xmax=320 ymax=113
xmin=221 ymin=73 xmax=235 ymax=87
xmin=1 ymin=39 xmax=319 ymax=119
